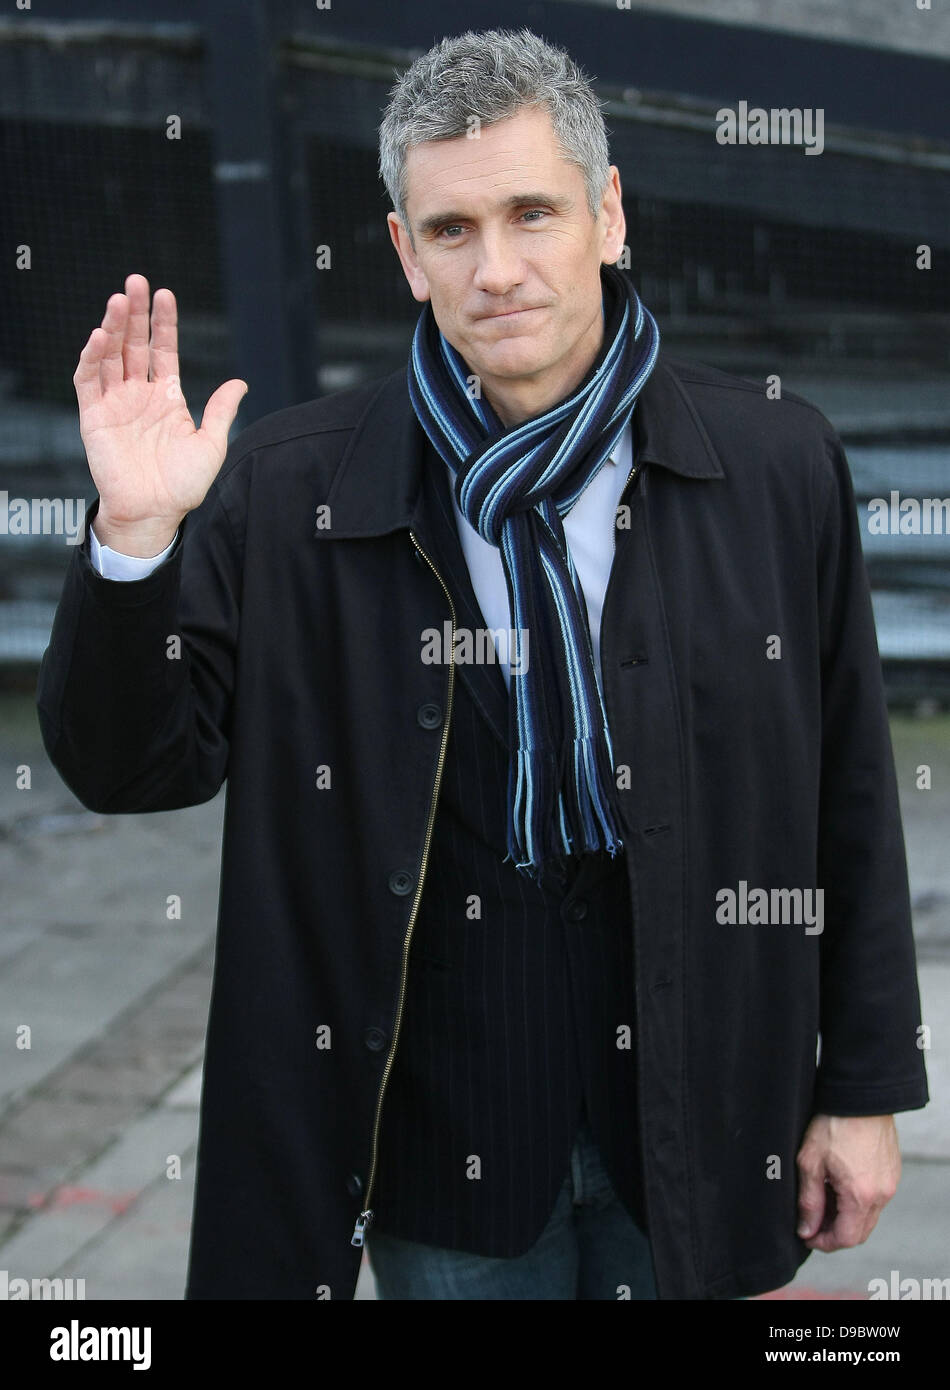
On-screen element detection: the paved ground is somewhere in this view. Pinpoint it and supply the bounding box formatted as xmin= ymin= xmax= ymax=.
xmin=1 ymin=691 xmax=947 ymax=1301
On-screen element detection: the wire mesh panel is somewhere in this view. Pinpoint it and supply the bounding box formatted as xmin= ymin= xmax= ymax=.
xmin=1 ymin=24 xmax=227 ymax=666
xmin=3 ymin=18 xmax=948 ymax=693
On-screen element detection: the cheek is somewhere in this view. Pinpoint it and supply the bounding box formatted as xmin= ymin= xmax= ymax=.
xmin=431 ymin=291 xmax=465 ymax=330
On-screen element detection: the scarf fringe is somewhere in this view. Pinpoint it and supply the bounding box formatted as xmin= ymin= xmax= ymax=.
xmin=506 ymin=737 xmax=625 ymax=879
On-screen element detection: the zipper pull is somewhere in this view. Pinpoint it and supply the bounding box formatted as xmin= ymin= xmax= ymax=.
xmin=351 ymin=1210 xmax=374 ymax=1247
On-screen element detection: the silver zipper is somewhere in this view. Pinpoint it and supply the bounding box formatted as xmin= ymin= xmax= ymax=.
xmin=351 ymin=531 xmax=457 ymax=1247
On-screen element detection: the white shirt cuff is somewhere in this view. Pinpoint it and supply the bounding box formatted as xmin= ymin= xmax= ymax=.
xmin=89 ymin=521 xmax=179 ymax=580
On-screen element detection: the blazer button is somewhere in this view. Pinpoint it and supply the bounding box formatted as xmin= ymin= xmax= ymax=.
xmin=364 ymin=1027 xmax=388 ymax=1052
xmin=388 ymin=869 xmax=415 ymax=896
xmin=346 ymin=1172 xmax=364 ymax=1197
xmin=417 ymin=702 xmax=443 ymax=729
xmin=565 ymin=899 xmax=588 ymax=923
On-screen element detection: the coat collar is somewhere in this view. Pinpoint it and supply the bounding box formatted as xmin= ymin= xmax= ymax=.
xmin=315 ymin=350 xmax=724 ymax=540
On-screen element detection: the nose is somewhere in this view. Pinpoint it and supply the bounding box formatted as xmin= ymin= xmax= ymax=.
xmin=471 ymin=225 xmax=526 ymax=299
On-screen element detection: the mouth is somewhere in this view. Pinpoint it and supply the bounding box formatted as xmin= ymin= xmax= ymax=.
xmin=480 ymin=306 xmax=544 ymax=321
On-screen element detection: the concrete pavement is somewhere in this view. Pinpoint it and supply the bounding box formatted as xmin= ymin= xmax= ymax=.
xmin=1 ymin=692 xmax=946 ymax=1301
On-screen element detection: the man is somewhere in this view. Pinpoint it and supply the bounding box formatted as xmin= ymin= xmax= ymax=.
xmin=37 ymin=28 xmax=928 ymax=1300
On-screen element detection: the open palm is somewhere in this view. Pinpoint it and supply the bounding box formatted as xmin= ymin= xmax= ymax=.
xmin=74 ymin=273 xmax=248 ymax=530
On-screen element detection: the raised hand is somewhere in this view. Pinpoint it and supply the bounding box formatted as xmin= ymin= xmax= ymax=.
xmin=73 ymin=273 xmax=248 ymax=555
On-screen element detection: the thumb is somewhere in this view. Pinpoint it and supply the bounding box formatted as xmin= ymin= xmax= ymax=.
xmin=198 ymin=378 xmax=249 ymax=456
xmin=796 ymin=1163 xmax=828 ymax=1239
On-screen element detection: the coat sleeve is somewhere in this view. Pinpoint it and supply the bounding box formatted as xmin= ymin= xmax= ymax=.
xmin=35 ymin=459 xmax=247 ymax=814
xmin=811 ymin=425 xmax=929 ymax=1116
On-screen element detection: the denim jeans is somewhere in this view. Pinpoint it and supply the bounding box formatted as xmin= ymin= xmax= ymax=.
xmin=367 ymin=1117 xmax=658 ymax=1300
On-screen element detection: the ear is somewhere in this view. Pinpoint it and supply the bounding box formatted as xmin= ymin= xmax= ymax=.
xmin=598 ymin=167 xmax=626 ymax=267
xmin=387 ymin=212 xmax=431 ymax=303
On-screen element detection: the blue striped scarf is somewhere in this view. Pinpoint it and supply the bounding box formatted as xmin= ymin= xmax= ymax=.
xmin=407 ymin=263 xmax=660 ymax=875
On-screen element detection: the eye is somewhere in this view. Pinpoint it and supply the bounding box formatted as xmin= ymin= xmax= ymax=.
xmin=521 ymin=208 xmax=548 ymax=222
xmin=439 ymin=224 xmax=465 ymax=239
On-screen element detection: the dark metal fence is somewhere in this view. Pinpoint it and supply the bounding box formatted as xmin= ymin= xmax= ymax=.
xmin=3 ymin=2 xmax=948 ymax=697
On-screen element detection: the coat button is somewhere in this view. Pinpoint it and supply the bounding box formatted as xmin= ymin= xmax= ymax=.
xmin=346 ymin=1172 xmax=364 ymax=1197
xmin=565 ymin=899 xmax=588 ymax=923
xmin=364 ymin=1027 xmax=388 ymax=1052
xmin=388 ymin=869 xmax=415 ymax=896
xmin=417 ymin=702 xmax=443 ymax=729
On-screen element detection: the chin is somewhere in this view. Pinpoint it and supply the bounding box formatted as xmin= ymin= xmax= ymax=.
xmin=479 ymin=342 xmax=549 ymax=378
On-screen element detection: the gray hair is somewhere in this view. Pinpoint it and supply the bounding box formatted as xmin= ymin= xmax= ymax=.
xmin=378 ymin=27 xmax=611 ymax=244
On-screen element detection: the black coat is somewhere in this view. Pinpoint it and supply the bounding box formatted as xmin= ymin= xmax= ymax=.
xmin=36 ymin=352 xmax=929 ymax=1299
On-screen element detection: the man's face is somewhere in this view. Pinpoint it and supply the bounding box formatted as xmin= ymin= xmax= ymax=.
xmin=387 ymin=105 xmax=625 ymax=421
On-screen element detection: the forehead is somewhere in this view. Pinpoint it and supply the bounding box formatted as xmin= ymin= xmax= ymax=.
xmin=403 ymin=105 xmax=581 ymax=216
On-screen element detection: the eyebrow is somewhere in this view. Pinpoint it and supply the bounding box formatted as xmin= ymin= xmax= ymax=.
xmin=415 ymin=191 xmax=573 ymax=238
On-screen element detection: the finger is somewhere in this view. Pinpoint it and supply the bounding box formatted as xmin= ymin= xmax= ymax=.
xmin=805 ymin=1187 xmax=867 ymax=1252
xmin=73 ymin=328 xmax=107 ymax=411
xmin=122 ymin=273 xmax=151 ymax=381
xmin=149 ymin=287 xmax=179 ymax=387
xmin=198 ymin=379 xmax=249 ymax=457
xmin=99 ymin=292 xmax=130 ymax=393
xmin=803 ymin=1186 xmax=838 ymax=1251
xmin=796 ymin=1166 xmax=828 ymax=1240
xmin=806 ymin=1221 xmax=860 ymax=1254
xmin=805 ymin=1228 xmax=840 ymax=1253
